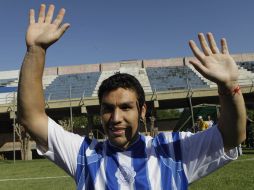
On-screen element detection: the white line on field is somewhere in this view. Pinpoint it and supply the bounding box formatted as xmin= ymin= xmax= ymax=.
xmin=0 ymin=176 xmax=70 ymax=182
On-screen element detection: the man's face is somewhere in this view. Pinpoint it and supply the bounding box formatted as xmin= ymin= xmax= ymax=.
xmin=100 ymin=88 xmax=146 ymax=149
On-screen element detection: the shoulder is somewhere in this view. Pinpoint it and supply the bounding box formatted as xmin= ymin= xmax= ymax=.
xmin=152 ymin=131 xmax=194 ymax=144
xmin=79 ymin=137 xmax=104 ymax=153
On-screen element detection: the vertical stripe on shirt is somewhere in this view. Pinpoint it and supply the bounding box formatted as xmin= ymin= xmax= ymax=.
xmin=94 ymin=142 xmax=107 ymax=189
xmin=76 ymin=137 xmax=92 ymax=190
xmin=172 ymin=132 xmax=181 ymax=161
xmin=105 ymin=146 xmax=119 ymax=190
xmin=156 ymin=132 xmax=175 ymax=159
xmin=155 ymin=133 xmax=173 ymax=189
xmin=132 ymin=135 xmax=150 ymax=190
xmin=85 ymin=141 xmax=103 ymax=190
xmin=146 ymin=136 xmax=161 ymax=189
xmin=172 ymin=132 xmax=188 ymax=190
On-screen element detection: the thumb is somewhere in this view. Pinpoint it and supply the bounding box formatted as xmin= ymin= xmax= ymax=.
xmin=55 ymin=23 xmax=70 ymax=39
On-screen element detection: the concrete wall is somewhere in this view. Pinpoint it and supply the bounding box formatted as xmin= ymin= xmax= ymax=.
xmin=57 ymin=64 xmax=100 ymax=75
xmin=143 ymin=58 xmax=184 ymax=67
xmin=100 ymin=62 xmax=120 ymax=71
xmin=7 ymin=52 xmax=253 ymax=77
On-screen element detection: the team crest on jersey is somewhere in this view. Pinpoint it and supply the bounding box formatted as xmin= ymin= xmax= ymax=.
xmin=115 ymin=165 xmax=136 ymax=185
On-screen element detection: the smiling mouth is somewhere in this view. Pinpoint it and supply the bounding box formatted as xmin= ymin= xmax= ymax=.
xmin=109 ymin=127 xmax=126 ymax=136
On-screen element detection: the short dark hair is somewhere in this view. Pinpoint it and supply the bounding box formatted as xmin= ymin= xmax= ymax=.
xmin=98 ymin=73 xmax=145 ymax=109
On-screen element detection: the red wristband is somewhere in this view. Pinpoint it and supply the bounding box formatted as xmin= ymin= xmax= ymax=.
xmin=218 ymin=84 xmax=241 ymax=96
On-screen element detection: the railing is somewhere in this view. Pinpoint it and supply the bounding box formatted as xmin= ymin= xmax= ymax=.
xmin=0 ymin=92 xmax=16 ymax=105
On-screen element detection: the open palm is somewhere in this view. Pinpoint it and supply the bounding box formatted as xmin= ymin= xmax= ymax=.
xmin=26 ymin=4 xmax=69 ymax=49
xmin=189 ymin=33 xmax=238 ymax=87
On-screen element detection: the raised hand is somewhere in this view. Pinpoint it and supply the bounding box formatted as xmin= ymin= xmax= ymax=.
xmin=26 ymin=4 xmax=70 ymax=50
xmin=189 ymin=33 xmax=238 ymax=89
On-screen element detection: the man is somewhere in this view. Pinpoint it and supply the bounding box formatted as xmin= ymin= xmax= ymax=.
xmin=18 ymin=4 xmax=246 ymax=190
xmin=197 ymin=116 xmax=208 ymax=131
xmin=206 ymin=115 xmax=214 ymax=128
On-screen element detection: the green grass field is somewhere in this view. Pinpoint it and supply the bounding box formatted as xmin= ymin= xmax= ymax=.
xmin=0 ymin=151 xmax=253 ymax=190
xmin=0 ymin=159 xmax=75 ymax=190
xmin=189 ymin=152 xmax=254 ymax=190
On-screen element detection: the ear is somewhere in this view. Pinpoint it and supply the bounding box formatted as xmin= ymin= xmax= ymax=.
xmin=141 ymin=103 xmax=147 ymax=121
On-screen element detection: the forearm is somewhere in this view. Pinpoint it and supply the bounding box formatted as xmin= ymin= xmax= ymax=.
xmin=17 ymin=46 xmax=48 ymax=138
xmin=218 ymin=83 xmax=246 ymax=150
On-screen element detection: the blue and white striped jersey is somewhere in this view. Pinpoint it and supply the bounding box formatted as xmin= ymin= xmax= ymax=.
xmin=40 ymin=117 xmax=238 ymax=190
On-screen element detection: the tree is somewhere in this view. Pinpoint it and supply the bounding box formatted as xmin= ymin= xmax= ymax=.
xmin=15 ymin=124 xmax=31 ymax=160
xmin=157 ymin=109 xmax=181 ymax=120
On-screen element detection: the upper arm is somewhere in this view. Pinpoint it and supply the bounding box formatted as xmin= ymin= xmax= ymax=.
xmin=21 ymin=112 xmax=49 ymax=150
xmin=39 ymin=117 xmax=84 ymax=177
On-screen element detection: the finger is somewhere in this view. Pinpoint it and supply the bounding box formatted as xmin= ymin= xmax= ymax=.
xmin=38 ymin=4 xmax=46 ymax=23
xmin=189 ymin=40 xmax=205 ymax=62
xmin=45 ymin=4 xmax=55 ymax=23
xmin=29 ymin=9 xmax=35 ymax=24
xmin=55 ymin=23 xmax=70 ymax=39
xmin=207 ymin=32 xmax=220 ymax=54
xmin=221 ymin=38 xmax=229 ymax=54
xmin=198 ymin=33 xmax=212 ymax=56
xmin=53 ymin=8 xmax=66 ymax=27
xmin=189 ymin=60 xmax=209 ymax=78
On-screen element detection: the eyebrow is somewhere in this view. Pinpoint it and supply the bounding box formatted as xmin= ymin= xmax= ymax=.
xmin=101 ymin=101 xmax=136 ymax=107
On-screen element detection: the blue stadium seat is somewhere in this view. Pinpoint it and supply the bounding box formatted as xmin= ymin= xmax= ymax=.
xmin=44 ymin=72 xmax=100 ymax=100
xmin=146 ymin=66 xmax=208 ymax=91
xmin=237 ymin=61 xmax=254 ymax=72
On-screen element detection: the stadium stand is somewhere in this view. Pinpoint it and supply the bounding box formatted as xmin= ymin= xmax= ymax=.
xmin=0 ymin=78 xmax=18 ymax=87
xmin=146 ymin=66 xmax=209 ymax=91
xmin=187 ymin=63 xmax=254 ymax=88
xmin=44 ymin=72 xmax=100 ymax=100
xmin=42 ymin=75 xmax=58 ymax=89
xmin=1 ymin=59 xmax=254 ymax=103
xmin=237 ymin=61 xmax=254 ymax=72
xmin=237 ymin=67 xmax=254 ymax=86
xmin=0 ymin=87 xmax=17 ymax=104
xmin=186 ymin=64 xmax=217 ymax=88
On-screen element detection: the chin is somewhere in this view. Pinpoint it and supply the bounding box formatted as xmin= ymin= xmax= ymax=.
xmin=110 ymin=138 xmax=128 ymax=148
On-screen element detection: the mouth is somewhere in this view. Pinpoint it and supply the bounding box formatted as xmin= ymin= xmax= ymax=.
xmin=109 ymin=126 xmax=126 ymax=136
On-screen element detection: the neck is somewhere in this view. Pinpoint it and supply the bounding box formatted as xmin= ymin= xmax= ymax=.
xmin=109 ymin=133 xmax=141 ymax=151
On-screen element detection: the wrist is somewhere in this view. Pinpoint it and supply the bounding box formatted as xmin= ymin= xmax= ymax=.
xmin=218 ymin=82 xmax=241 ymax=96
xmin=26 ymin=45 xmax=46 ymax=54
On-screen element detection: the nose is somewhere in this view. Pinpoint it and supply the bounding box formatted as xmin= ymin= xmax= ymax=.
xmin=111 ymin=108 xmax=122 ymax=124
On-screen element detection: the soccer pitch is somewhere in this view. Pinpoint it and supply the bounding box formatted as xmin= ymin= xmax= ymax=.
xmin=189 ymin=152 xmax=254 ymax=190
xmin=0 ymin=152 xmax=253 ymax=190
xmin=0 ymin=159 xmax=75 ymax=190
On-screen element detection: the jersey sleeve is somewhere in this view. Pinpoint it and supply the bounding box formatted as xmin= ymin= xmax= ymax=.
xmin=180 ymin=125 xmax=238 ymax=183
xmin=37 ymin=117 xmax=84 ymax=178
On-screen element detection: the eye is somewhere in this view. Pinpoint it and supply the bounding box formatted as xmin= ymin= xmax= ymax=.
xmin=101 ymin=105 xmax=114 ymax=113
xmin=120 ymin=104 xmax=132 ymax=111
